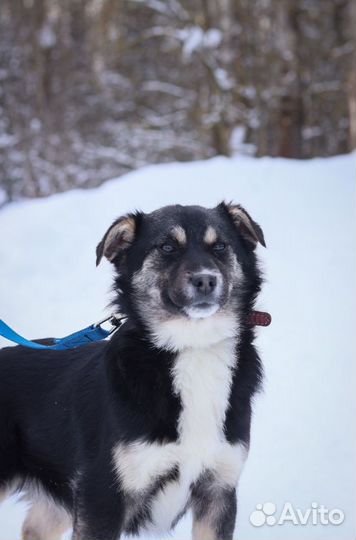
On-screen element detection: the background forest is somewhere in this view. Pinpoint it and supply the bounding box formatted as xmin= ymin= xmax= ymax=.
xmin=0 ymin=0 xmax=355 ymax=203
xmin=0 ymin=3 xmax=355 ymax=538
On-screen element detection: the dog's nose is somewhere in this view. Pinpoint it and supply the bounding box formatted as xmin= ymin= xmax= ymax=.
xmin=190 ymin=273 xmax=217 ymax=296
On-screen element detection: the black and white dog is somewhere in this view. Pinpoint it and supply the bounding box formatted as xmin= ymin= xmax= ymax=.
xmin=0 ymin=202 xmax=265 ymax=540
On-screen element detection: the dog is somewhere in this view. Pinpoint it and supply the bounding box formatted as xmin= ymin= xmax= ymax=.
xmin=0 ymin=201 xmax=265 ymax=540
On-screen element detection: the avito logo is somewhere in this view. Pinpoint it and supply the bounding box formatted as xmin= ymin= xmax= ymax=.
xmin=250 ymin=502 xmax=344 ymax=527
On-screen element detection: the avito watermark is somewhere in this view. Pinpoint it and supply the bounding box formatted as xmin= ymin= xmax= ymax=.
xmin=250 ymin=502 xmax=345 ymax=527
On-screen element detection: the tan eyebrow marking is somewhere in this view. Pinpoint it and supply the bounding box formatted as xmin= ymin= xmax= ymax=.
xmin=204 ymin=225 xmax=217 ymax=245
xmin=171 ymin=225 xmax=187 ymax=245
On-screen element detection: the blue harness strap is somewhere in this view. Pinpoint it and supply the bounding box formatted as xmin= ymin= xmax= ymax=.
xmin=0 ymin=316 xmax=123 ymax=351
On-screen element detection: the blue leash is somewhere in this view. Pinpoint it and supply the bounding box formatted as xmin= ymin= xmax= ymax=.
xmin=0 ymin=315 xmax=124 ymax=351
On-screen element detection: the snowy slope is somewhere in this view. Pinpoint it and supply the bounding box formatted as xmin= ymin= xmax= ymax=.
xmin=0 ymin=154 xmax=355 ymax=540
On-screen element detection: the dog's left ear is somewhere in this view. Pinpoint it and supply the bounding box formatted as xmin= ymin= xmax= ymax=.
xmin=220 ymin=202 xmax=266 ymax=249
xmin=96 ymin=212 xmax=141 ymax=265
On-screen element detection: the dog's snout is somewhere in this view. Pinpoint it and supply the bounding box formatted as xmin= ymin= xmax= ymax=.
xmin=190 ymin=273 xmax=217 ymax=296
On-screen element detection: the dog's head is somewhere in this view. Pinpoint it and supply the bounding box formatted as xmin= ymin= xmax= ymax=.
xmin=97 ymin=203 xmax=265 ymax=348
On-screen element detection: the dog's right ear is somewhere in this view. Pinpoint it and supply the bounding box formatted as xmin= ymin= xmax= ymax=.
xmin=96 ymin=212 xmax=141 ymax=266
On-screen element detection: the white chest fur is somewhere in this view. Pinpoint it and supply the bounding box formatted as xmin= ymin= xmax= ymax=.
xmin=112 ymin=335 xmax=247 ymax=532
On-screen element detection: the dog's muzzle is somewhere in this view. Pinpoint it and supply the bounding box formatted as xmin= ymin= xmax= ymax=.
xmin=182 ymin=271 xmax=223 ymax=318
xmin=190 ymin=272 xmax=217 ymax=299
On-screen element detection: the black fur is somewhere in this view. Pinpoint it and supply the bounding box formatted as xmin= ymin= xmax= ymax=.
xmin=0 ymin=202 xmax=265 ymax=540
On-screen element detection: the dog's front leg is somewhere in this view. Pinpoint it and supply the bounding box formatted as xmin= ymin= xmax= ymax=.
xmin=72 ymin=494 xmax=124 ymax=540
xmin=71 ymin=467 xmax=124 ymax=540
xmin=191 ymin=476 xmax=237 ymax=540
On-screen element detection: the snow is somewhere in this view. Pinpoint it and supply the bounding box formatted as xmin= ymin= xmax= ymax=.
xmin=213 ymin=67 xmax=233 ymax=90
xmin=38 ymin=24 xmax=57 ymax=49
xmin=0 ymin=133 xmax=17 ymax=149
xmin=180 ymin=26 xmax=204 ymax=60
xmin=142 ymin=80 xmax=191 ymax=98
xmin=231 ymin=126 xmax=256 ymax=156
xmin=0 ymin=153 xmax=355 ymax=540
xmin=203 ymin=28 xmax=223 ymax=48
xmin=178 ymin=26 xmax=223 ymax=61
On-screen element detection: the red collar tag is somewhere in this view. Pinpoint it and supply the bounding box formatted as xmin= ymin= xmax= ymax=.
xmin=246 ymin=311 xmax=272 ymax=327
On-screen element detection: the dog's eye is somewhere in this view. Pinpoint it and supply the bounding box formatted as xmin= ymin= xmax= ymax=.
xmin=213 ymin=242 xmax=226 ymax=252
xmin=160 ymin=243 xmax=176 ymax=253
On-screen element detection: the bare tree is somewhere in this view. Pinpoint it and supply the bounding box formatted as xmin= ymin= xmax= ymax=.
xmin=0 ymin=0 xmax=354 ymax=203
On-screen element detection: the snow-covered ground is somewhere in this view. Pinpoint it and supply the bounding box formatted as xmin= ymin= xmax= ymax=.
xmin=0 ymin=153 xmax=355 ymax=540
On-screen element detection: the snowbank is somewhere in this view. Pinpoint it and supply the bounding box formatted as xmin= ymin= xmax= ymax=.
xmin=0 ymin=153 xmax=355 ymax=539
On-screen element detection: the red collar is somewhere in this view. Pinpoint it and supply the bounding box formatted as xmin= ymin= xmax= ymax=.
xmin=246 ymin=311 xmax=271 ymax=327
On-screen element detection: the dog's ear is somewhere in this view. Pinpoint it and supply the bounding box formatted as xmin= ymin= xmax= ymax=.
xmin=96 ymin=212 xmax=141 ymax=265
xmin=220 ymin=202 xmax=266 ymax=249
